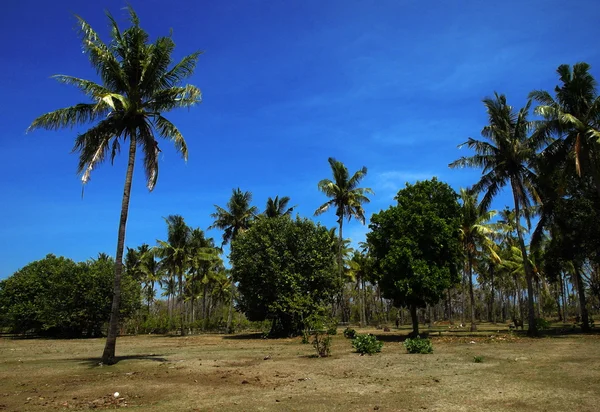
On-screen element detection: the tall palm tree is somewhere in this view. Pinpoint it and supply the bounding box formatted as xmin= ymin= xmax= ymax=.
xmin=457 ymin=188 xmax=501 ymax=331
xmin=449 ymin=93 xmax=544 ymax=336
xmin=314 ymin=157 xmax=373 ymax=321
xmin=264 ymin=196 xmax=295 ymax=218
xmin=209 ymin=188 xmax=258 ymax=332
xmin=157 ymin=215 xmax=191 ymax=335
xmin=529 ymin=63 xmax=600 ymax=198
xmin=27 ymin=8 xmax=202 ymax=364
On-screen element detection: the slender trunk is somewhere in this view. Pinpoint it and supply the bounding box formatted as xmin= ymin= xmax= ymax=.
xmin=358 ymin=277 xmax=365 ymax=327
xmin=179 ymin=273 xmax=186 ymax=336
xmin=447 ymin=289 xmax=453 ymax=324
xmin=461 ymin=269 xmax=466 ymax=324
xmin=202 ymin=283 xmax=208 ymax=330
xmin=226 ymin=281 xmax=234 ymax=333
xmin=574 ymin=266 xmax=591 ymax=332
xmin=102 ymin=137 xmax=137 ymax=365
xmin=560 ymin=272 xmax=567 ymax=322
xmin=510 ymin=179 xmax=538 ymax=337
xmin=468 ymin=253 xmax=477 ymax=331
xmin=555 ymin=283 xmax=562 ymax=322
xmin=490 ymin=266 xmax=496 ymax=323
xmin=338 ymin=217 xmax=345 ymax=322
xmin=410 ymin=304 xmax=419 ymax=336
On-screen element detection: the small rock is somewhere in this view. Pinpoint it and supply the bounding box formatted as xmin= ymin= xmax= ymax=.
xmin=113 ymin=392 xmax=120 ymax=398
xmin=241 ymin=380 xmax=249 ymax=384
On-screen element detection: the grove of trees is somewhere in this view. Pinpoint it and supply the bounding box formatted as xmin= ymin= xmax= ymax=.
xmin=1 ymin=6 xmax=598 ymax=364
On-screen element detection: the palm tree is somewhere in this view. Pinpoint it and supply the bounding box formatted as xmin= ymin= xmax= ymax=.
xmin=186 ymin=228 xmax=221 ymax=326
xmin=27 ymin=8 xmax=202 ymax=364
xmin=264 ymin=196 xmax=295 ymax=218
xmin=529 ymin=63 xmax=600 ymax=198
xmin=449 ymin=93 xmax=544 ymax=336
xmin=314 ymin=157 xmax=373 ymax=321
xmin=157 ymin=215 xmax=191 ymax=335
xmin=209 ymin=188 xmax=258 ymax=332
xmin=457 ymin=188 xmax=501 ymax=331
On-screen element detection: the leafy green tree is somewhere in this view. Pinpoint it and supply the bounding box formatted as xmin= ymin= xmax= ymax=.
xmin=264 ymin=196 xmax=295 ymax=218
xmin=457 ymin=188 xmax=501 ymax=331
xmin=449 ymin=93 xmax=543 ymax=336
xmin=157 ymin=215 xmax=191 ymax=335
xmin=530 ymin=63 xmax=600 ymax=198
xmin=314 ymin=157 xmax=373 ymax=320
xmin=0 ymin=254 xmax=140 ymax=337
xmin=230 ymin=216 xmax=337 ymax=337
xmin=209 ymin=188 xmax=258 ymax=332
xmin=27 ymin=8 xmax=202 ymax=364
xmin=367 ymin=179 xmax=461 ymax=336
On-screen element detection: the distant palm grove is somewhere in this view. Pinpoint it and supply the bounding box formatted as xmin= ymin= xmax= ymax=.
xmin=2 ymin=7 xmax=600 ymax=364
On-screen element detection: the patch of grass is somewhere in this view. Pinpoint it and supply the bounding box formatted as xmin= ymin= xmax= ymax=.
xmin=473 ymin=355 xmax=484 ymax=363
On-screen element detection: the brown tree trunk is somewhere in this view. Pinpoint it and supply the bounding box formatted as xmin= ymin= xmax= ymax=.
xmin=574 ymin=266 xmax=591 ymax=332
xmin=510 ymin=179 xmax=538 ymax=337
xmin=410 ymin=304 xmax=419 ymax=336
xmin=226 ymin=281 xmax=234 ymax=333
xmin=102 ymin=137 xmax=137 ymax=365
xmin=338 ymin=217 xmax=346 ymax=322
xmin=468 ymin=254 xmax=477 ymax=332
xmin=490 ymin=266 xmax=496 ymax=323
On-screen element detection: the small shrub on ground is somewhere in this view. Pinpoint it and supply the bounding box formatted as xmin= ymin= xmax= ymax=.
xmin=403 ymin=336 xmax=433 ymax=354
xmin=312 ymin=332 xmax=332 ymax=357
xmin=352 ymin=333 xmax=383 ymax=355
xmin=535 ymin=318 xmax=551 ymax=330
xmin=343 ymin=327 xmax=356 ymax=339
xmin=473 ymin=355 xmax=484 ymax=363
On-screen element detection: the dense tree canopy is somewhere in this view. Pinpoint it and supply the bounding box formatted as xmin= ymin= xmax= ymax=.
xmin=0 ymin=254 xmax=140 ymax=337
xmin=367 ymin=179 xmax=462 ymax=335
xmin=230 ymin=216 xmax=337 ymax=337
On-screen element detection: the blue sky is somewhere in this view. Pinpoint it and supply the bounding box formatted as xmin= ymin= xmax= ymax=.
xmin=1 ymin=0 xmax=599 ymax=277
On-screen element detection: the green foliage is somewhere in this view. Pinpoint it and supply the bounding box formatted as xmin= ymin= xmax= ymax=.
xmin=403 ymin=336 xmax=433 ymax=354
xmin=368 ymin=178 xmax=461 ymax=334
xmin=343 ymin=327 xmax=357 ymax=339
xmin=0 ymin=254 xmax=140 ymax=337
xmin=231 ymin=216 xmax=337 ymax=337
xmin=535 ymin=318 xmax=551 ymax=330
xmin=312 ymin=332 xmax=332 ymax=357
xmin=352 ymin=333 xmax=383 ymax=355
xmin=473 ymin=355 xmax=484 ymax=363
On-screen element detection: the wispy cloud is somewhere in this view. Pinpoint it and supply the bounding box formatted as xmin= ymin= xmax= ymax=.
xmin=374 ymin=170 xmax=441 ymax=199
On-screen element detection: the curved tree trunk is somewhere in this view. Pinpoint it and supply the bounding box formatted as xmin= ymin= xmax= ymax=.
xmin=226 ymin=281 xmax=234 ymax=333
xmin=102 ymin=137 xmax=137 ymax=365
xmin=468 ymin=253 xmax=477 ymax=331
xmin=510 ymin=179 xmax=538 ymax=337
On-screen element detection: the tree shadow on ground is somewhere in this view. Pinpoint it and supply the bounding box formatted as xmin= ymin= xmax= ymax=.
xmin=67 ymin=354 xmax=169 ymax=367
xmin=222 ymin=333 xmax=267 ymax=340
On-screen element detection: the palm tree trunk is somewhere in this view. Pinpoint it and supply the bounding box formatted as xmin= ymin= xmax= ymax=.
xmin=461 ymin=269 xmax=466 ymax=324
xmin=226 ymin=281 xmax=234 ymax=333
xmin=202 ymin=283 xmax=208 ymax=330
xmin=468 ymin=253 xmax=477 ymax=331
xmin=490 ymin=265 xmax=496 ymax=323
xmin=338 ymin=217 xmax=345 ymax=322
xmin=361 ymin=278 xmax=367 ymax=327
xmin=179 ymin=273 xmax=186 ymax=336
xmin=102 ymin=136 xmax=137 ymax=365
xmin=574 ymin=266 xmax=590 ymax=332
xmin=560 ymin=272 xmax=567 ymax=322
xmin=510 ymin=179 xmax=538 ymax=337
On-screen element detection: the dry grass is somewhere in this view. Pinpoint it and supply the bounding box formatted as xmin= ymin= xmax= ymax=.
xmin=1 ymin=324 xmax=599 ymax=411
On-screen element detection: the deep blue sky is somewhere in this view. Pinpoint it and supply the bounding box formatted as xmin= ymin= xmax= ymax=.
xmin=1 ymin=0 xmax=599 ymax=277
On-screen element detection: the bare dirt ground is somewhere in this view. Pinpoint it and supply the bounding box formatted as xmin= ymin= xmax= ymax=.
xmin=1 ymin=325 xmax=599 ymax=411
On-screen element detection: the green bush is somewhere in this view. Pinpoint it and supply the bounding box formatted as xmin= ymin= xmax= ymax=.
xmin=535 ymin=318 xmax=551 ymax=330
xmin=343 ymin=327 xmax=357 ymax=339
xmin=403 ymin=336 xmax=433 ymax=354
xmin=473 ymin=355 xmax=484 ymax=363
xmin=352 ymin=334 xmax=383 ymax=355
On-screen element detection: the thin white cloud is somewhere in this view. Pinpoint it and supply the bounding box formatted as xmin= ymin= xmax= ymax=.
xmin=374 ymin=170 xmax=440 ymax=199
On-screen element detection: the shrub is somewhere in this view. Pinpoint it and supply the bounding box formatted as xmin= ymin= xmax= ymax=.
xmin=535 ymin=318 xmax=551 ymax=330
xmin=473 ymin=355 xmax=484 ymax=363
xmin=312 ymin=331 xmax=331 ymax=357
xmin=343 ymin=327 xmax=357 ymax=339
xmin=352 ymin=334 xmax=383 ymax=355
xmin=403 ymin=336 xmax=433 ymax=354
